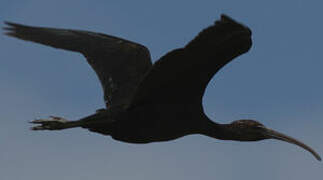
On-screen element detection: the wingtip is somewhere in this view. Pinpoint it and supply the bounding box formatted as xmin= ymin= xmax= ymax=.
xmin=220 ymin=14 xmax=236 ymax=22
xmin=220 ymin=14 xmax=230 ymax=19
xmin=217 ymin=14 xmax=252 ymax=36
xmin=213 ymin=14 xmax=235 ymax=26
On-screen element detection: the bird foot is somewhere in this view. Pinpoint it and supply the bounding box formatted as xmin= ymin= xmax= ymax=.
xmin=30 ymin=116 xmax=70 ymax=130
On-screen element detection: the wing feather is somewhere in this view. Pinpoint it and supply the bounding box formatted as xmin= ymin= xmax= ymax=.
xmin=4 ymin=22 xmax=152 ymax=107
xmin=130 ymin=14 xmax=252 ymax=107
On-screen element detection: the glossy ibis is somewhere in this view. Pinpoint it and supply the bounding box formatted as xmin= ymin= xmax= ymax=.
xmin=4 ymin=14 xmax=321 ymax=161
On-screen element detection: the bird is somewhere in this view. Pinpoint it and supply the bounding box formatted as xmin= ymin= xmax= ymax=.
xmin=4 ymin=14 xmax=321 ymax=161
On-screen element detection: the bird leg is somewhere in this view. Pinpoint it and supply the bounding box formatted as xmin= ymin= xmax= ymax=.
xmin=30 ymin=109 xmax=114 ymax=131
xmin=30 ymin=116 xmax=80 ymax=130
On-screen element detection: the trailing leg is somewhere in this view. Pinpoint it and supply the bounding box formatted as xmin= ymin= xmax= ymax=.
xmin=30 ymin=116 xmax=83 ymax=130
xmin=30 ymin=109 xmax=114 ymax=131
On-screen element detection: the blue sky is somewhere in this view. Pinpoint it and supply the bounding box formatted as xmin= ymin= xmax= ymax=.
xmin=1 ymin=0 xmax=323 ymax=180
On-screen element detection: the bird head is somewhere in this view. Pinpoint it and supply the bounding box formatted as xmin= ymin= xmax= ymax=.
xmin=228 ymin=119 xmax=321 ymax=161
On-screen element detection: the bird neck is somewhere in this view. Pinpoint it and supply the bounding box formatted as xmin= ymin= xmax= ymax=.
xmin=199 ymin=118 xmax=233 ymax=140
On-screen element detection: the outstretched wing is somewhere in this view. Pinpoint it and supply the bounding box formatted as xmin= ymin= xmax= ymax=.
xmin=130 ymin=15 xmax=252 ymax=107
xmin=4 ymin=22 xmax=152 ymax=108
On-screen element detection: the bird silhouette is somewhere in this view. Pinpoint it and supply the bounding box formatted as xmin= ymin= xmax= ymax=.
xmin=4 ymin=14 xmax=321 ymax=161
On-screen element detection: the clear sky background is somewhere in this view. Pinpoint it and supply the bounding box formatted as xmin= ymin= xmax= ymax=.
xmin=1 ymin=0 xmax=323 ymax=180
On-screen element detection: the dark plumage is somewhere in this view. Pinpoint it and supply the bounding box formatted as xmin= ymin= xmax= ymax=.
xmin=4 ymin=14 xmax=321 ymax=161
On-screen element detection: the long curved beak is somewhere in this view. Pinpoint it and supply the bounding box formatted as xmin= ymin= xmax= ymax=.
xmin=263 ymin=128 xmax=321 ymax=161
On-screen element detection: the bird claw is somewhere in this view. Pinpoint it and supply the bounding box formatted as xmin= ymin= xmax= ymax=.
xmin=30 ymin=116 xmax=69 ymax=130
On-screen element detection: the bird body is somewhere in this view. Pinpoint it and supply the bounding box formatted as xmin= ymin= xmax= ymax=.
xmin=4 ymin=14 xmax=321 ymax=161
xmin=85 ymin=103 xmax=205 ymax=143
